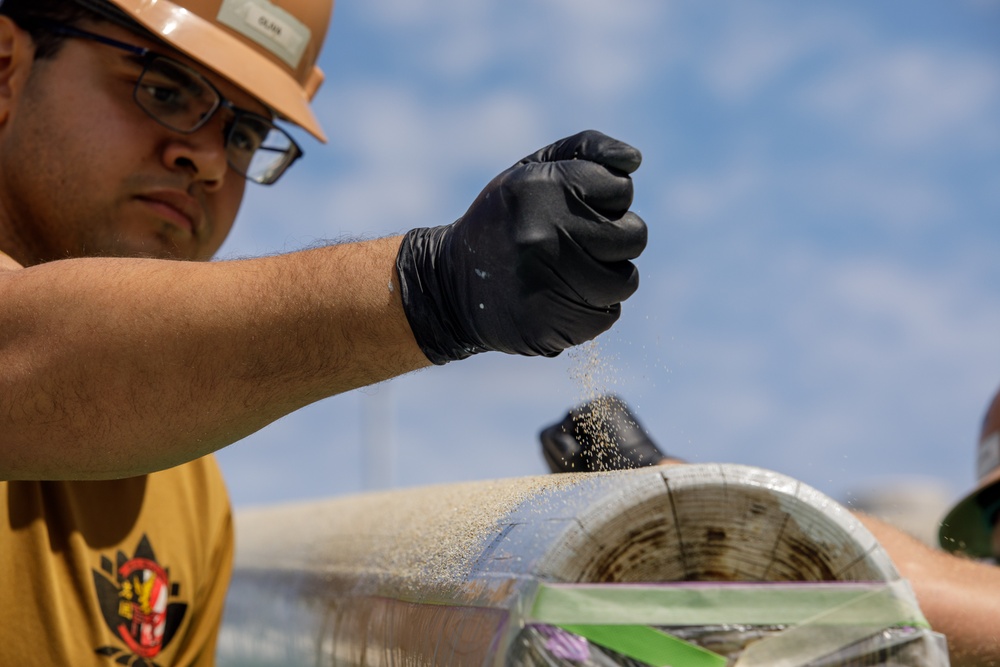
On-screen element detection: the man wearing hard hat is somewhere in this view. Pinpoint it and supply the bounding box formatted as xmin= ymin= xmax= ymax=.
xmin=858 ymin=389 xmax=1000 ymax=665
xmin=939 ymin=388 xmax=1000 ymax=559
xmin=0 ymin=0 xmax=647 ymax=664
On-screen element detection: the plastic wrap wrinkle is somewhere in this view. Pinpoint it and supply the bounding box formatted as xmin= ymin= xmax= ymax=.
xmin=217 ymin=465 xmax=949 ymax=667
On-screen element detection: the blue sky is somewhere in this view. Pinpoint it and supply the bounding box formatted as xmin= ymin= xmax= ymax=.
xmin=214 ymin=0 xmax=1000 ymax=514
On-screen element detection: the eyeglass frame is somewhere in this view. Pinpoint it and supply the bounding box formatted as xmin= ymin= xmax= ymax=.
xmin=34 ymin=20 xmax=304 ymax=185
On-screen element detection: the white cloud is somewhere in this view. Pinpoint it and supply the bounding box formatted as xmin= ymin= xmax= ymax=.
xmin=700 ymin=6 xmax=849 ymax=103
xmin=215 ymin=0 xmax=1000 ymax=515
xmin=424 ymin=22 xmax=500 ymax=80
xmin=360 ymin=0 xmax=672 ymax=101
xmin=785 ymin=162 xmax=957 ymax=232
xmin=688 ymin=5 xmax=1000 ymax=156
xmin=657 ymin=148 xmax=964 ymax=242
xmin=219 ymin=83 xmax=549 ymax=250
xmin=777 ymin=256 xmax=1000 ymax=466
xmin=661 ymin=160 xmax=766 ymax=225
xmin=538 ymin=0 xmax=674 ymax=101
xmin=354 ymin=0 xmax=504 ymax=85
xmin=326 ymin=83 xmax=547 ymax=169
xmin=801 ymin=48 xmax=1000 ymax=152
xmin=316 ymin=85 xmax=548 ymax=234
xmin=356 ymin=0 xmax=459 ymax=29
xmin=625 ymin=233 xmax=1000 ymax=502
xmin=823 ymin=260 xmax=1000 ymax=365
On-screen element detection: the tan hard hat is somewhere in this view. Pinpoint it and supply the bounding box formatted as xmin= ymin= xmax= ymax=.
xmin=101 ymin=0 xmax=332 ymax=142
xmin=938 ymin=386 xmax=1000 ymax=557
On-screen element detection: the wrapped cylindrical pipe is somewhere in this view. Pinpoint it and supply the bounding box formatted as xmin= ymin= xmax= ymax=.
xmin=217 ymin=464 xmax=946 ymax=667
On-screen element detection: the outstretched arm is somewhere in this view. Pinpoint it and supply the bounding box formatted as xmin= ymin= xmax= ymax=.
xmin=0 ymin=130 xmax=647 ymax=480
xmin=855 ymin=513 xmax=1000 ymax=667
xmin=0 ymin=236 xmax=428 ymax=479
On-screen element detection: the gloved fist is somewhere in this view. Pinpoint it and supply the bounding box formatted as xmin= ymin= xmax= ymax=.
xmin=396 ymin=130 xmax=648 ymax=365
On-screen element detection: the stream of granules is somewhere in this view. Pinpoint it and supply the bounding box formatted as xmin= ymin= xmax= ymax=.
xmin=566 ymin=340 xmax=635 ymax=471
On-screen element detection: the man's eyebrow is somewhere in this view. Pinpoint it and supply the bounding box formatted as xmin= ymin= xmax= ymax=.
xmin=120 ymin=52 xmax=149 ymax=67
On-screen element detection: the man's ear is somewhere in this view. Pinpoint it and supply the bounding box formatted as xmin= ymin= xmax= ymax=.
xmin=0 ymin=16 xmax=36 ymax=125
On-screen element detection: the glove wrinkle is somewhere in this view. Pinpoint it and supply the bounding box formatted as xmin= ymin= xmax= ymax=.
xmin=395 ymin=130 xmax=647 ymax=364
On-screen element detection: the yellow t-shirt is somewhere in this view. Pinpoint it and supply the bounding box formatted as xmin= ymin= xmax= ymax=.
xmin=0 ymin=456 xmax=234 ymax=666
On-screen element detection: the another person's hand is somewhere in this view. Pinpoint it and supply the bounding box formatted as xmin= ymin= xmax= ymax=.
xmin=539 ymin=394 xmax=680 ymax=473
xmin=396 ymin=130 xmax=648 ymax=364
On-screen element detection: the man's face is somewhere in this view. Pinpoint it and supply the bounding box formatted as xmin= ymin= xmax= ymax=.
xmin=0 ymin=18 xmax=267 ymax=265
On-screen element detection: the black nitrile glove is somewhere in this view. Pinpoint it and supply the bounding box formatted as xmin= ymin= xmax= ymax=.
xmin=539 ymin=395 xmax=673 ymax=473
xmin=396 ymin=130 xmax=648 ymax=364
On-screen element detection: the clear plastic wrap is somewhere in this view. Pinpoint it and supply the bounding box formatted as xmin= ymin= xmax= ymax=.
xmin=511 ymin=581 xmax=950 ymax=667
xmin=511 ymin=624 xmax=948 ymax=667
xmin=218 ymin=466 xmax=950 ymax=667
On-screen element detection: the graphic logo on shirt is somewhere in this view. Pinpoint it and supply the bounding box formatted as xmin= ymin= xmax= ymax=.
xmin=92 ymin=535 xmax=188 ymax=667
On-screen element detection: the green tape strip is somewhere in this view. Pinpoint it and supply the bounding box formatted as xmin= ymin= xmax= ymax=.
xmin=732 ymin=581 xmax=932 ymax=667
xmin=557 ymin=623 xmax=727 ymax=667
xmin=530 ymin=582 xmax=929 ymax=629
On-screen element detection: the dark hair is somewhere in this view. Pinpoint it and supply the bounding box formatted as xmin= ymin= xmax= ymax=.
xmin=0 ymin=0 xmax=154 ymax=60
xmin=0 ymin=0 xmax=101 ymax=58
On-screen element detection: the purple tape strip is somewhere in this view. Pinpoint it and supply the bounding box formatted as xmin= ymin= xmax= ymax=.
xmin=535 ymin=624 xmax=591 ymax=661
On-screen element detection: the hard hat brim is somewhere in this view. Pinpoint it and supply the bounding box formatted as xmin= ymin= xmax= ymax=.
xmin=938 ymin=468 xmax=1000 ymax=558
xmin=115 ymin=0 xmax=327 ymax=142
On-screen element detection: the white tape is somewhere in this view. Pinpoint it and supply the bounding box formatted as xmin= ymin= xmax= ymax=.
xmin=217 ymin=0 xmax=311 ymax=69
xmin=733 ymin=580 xmax=927 ymax=667
xmin=529 ymin=581 xmax=928 ymax=628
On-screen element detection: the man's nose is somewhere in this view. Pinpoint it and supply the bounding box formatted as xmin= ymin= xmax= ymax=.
xmin=161 ymin=120 xmax=229 ymax=191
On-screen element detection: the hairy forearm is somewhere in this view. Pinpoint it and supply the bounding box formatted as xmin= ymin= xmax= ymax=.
xmin=856 ymin=513 xmax=1000 ymax=666
xmin=0 ymin=236 xmax=430 ymax=480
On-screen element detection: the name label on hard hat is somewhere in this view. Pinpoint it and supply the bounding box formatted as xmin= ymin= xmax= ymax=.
xmin=977 ymin=432 xmax=1000 ymax=482
xmin=217 ymin=0 xmax=312 ymax=70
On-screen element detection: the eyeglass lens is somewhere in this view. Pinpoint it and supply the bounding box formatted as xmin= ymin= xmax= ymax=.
xmin=134 ymin=57 xmax=299 ymax=184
